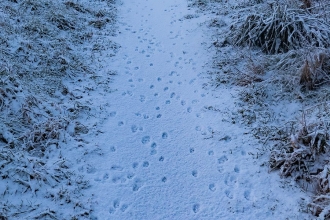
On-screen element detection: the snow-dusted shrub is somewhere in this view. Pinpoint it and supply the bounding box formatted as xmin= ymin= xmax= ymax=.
xmin=299 ymin=51 xmax=330 ymax=90
xmin=269 ymin=116 xmax=329 ymax=177
xmin=234 ymin=4 xmax=330 ymax=54
xmin=268 ymin=103 xmax=330 ymax=218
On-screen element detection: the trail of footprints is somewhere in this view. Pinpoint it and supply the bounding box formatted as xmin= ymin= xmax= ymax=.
xmin=102 ymin=6 xmax=253 ymax=216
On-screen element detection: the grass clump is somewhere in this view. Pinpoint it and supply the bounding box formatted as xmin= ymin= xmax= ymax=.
xmin=234 ymin=3 xmax=330 ymax=54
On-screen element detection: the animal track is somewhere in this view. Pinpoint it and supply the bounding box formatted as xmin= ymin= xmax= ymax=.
xmin=159 ymin=156 xmax=164 ymax=162
xmin=132 ymin=162 xmax=139 ymax=169
xmin=113 ymin=200 xmax=120 ymax=209
xmin=118 ymin=121 xmax=124 ymax=126
xmin=103 ymin=173 xmax=109 ymax=180
xmin=218 ymin=155 xmax=228 ymax=164
xmin=120 ymin=204 xmax=128 ymax=212
xmin=224 ymin=175 xmax=237 ymax=186
xmin=225 ymin=190 xmax=233 ymax=199
xmin=192 ymin=170 xmax=198 ymax=177
xmin=132 ymin=178 xmax=144 ymax=192
xmin=170 ymin=92 xmax=175 ymax=98
xmin=169 ymin=71 xmax=177 ymax=76
xmin=127 ymin=173 xmax=135 ymax=179
xmin=109 ymin=207 xmax=115 ymax=214
xmin=165 ymin=100 xmax=171 ymax=104
xmin=181 ymin=100 xmax=186 ymax=106
xmin=164 ymin=87 xmax=169 ymax=91
xmin=190 ymin=148 xmax=195 ymax=153
xmin=110 ymin=111 xmax=117 ymax=117
xmin=142 ymin=136 xmax=151 ymax=144
xmin=162 ymin=177 xmax=167 ymax=183
xmin=143 ymin=161 xmax=150 ymax=167
xmin=110 ymin=146 xmax=116 ymax=152
xmin=140 ymin=95 xmax=146 ymax=102
xmin=157 ymin=114 xmax=162 ymax=118
xmin=234 ymin=165 xmax=239 ymax=173
xmin=187 ymin=107 xmax=192 ymax=113
xmin=209 ymin=183 xmax=216 ymax=192
xmin=244 ymin=190 xmax=250 ymax=200
xmin=131 ymin=125 xmax=138 ymax=133
xmin=217 ymin=166 xmax=224 ymax=173
xmin=162 ymin=132 xmax=168 ymax=139
xmin=192 ymin=204 xmax=200 ymax=213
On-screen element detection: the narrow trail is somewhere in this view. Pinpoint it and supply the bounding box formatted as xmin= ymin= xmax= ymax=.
xmin=81 ymin=0 xmax=310 ymax=219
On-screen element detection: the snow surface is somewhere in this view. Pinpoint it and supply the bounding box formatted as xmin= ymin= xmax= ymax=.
xmin=76 ymin=0 xmax=313 ymax=219
xmin=0 ymin=0 xmax=318 ymax=219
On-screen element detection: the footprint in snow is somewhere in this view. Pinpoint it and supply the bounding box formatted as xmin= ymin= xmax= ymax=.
xmin=140 ymin=95 xmax=146 ymax=102
xmin=142 ymin=136 xmax=151 ymax=144
xmin=132 ymin=178 xmax=144 ymax=192
xmin=162 ymin=132 xmax=168 ymax=139
xmin=225 ymin=190 xmax=233 ymax=199
xmin=209 ymin=183 xmax=216 ymax=192
xmin=131 ymin=125 xmax=138 ymax=133
xmin=142 ymin=161 xmax=149 ymax=167
xmin=192 ymin=204 xmax=200 ymax=213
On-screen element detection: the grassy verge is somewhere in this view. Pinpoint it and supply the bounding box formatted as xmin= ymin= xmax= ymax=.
xmin=191 ymin=0 xmax=330 ymax=217
xmin=0 ymin=0 xmax=117 ymax=219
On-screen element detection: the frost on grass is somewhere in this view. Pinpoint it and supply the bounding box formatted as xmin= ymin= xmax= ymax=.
xmin=233 ymin=2 xmax=330 ymax=54
xmin=0 ymin=0 xmax=117 ymax=219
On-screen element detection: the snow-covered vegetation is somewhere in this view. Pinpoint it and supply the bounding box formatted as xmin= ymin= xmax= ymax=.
xmin=0 ymin=0 xmax=117 ymax=218
xmin=202 ymin=0 xmax=330 ymax=217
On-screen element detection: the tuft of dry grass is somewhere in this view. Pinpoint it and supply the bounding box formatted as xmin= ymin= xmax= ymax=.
xmin=234 ymin=3 xmax=330 ymax=54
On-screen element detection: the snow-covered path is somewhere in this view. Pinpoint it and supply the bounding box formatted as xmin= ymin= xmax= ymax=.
xmin=82 ymin=0 xmax=310 ymax=219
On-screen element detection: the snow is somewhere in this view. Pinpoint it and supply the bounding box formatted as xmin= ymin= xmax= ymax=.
xmin=0 ymin=0 xmax=318 ymax=219
xmin=79 ymin=0 xmax=311 ymax=219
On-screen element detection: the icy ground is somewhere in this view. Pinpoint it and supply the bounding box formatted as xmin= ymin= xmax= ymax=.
xmin=79 ymin=0 xmax=312 ymax=219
